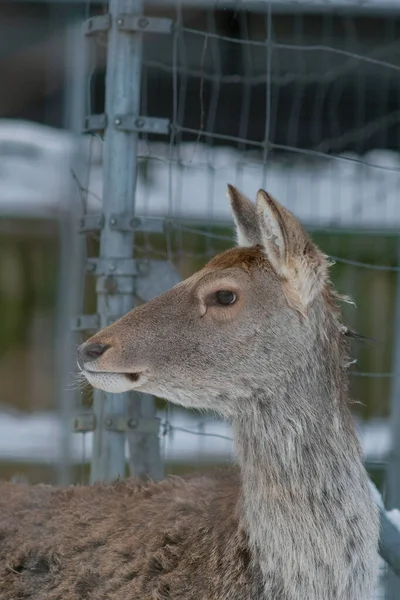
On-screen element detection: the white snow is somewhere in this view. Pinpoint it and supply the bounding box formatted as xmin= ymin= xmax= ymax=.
xmin=0 ymin=407 xmax=391 ymax=466
xmin=1 ymin=120 xmax=400 ymax=230
xmin=0 ymin=120 xmax=76 ymax=218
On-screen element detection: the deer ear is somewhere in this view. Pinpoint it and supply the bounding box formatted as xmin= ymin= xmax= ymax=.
xmin=227 ymin=184 xmax=261 ymax=247
xmin=256 ymin=189 xmax=289 ymax=272
xmin=256 ymin=189 xmax=329 ymax=307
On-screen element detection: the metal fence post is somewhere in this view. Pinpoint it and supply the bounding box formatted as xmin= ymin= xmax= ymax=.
xmin=386 ymin=238 xmax=400 ymax=598
xmin=85 ymin=0 xmax=162 ymax=483
xmin=55 ymin=14 xmax=87 ymax=486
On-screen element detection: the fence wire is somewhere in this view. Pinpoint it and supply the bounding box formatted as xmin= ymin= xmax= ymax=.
xmin=79 ymin=1 xmax=400 ymax=597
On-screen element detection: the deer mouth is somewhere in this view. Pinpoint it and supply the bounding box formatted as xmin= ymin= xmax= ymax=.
xmin=82 ymin=367 xmax=141 ymax=380
xmin=125 ymin=372 xmax=141 ymax=382
xmin=81 ymin=368 xmax=146 ymax=393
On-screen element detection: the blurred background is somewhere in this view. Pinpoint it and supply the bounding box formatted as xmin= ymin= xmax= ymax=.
xmin=2 ymin=0 xmax=400 ymax=595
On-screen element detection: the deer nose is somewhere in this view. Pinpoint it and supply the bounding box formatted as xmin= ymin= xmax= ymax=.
xmin=79 ymin=343 xmax=110 ymax=365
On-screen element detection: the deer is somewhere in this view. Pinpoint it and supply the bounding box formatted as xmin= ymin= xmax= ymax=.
xmin=0 ymin=187 xmax=379 ymax=600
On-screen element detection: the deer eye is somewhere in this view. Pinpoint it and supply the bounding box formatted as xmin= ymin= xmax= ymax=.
xmin=215 ymin=290 xmax=237 ymax=306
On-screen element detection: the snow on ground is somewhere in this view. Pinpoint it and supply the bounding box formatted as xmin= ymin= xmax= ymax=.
xmin=0 ymin=120 xmax=76 ymax=218
xmin=0 ymin=408 xmax=230 ymax=464
xmin=0 ymin=407 xmax=391 ymax=466
xmin=1 ymin=120 xmax=400 ymax=230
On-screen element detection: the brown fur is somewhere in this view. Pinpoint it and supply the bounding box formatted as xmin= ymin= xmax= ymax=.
xmin=0 ymin=471 xmax=261 ymax=600
xmin=206 ymin=245 xmax=269 ymax=272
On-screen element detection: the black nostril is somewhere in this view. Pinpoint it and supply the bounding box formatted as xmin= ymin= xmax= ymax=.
xmin=82 ymin=343 xmax=110 ymax=361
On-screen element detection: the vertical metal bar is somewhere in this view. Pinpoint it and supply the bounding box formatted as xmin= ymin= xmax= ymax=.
xmin=387 ymin=239 xmax=400 ymax=597
xmin=55 ymin=12 xmax=87 ymax=486
xmin=64 ymin=12 xmax=87 ymax=134
xmin=370 ymin=479 xmax=400 ymax=587
xmin=127 ymin=394 xmax=164 ymax=481
xmin=380 ymin=507 xmax=400 ymax=582
xmin=90 ymin=0 xmax=161 ymax=483
xmin=387 ymin=238 xmax=400 ymax=598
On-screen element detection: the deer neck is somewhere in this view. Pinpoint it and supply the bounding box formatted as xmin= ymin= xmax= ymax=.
xmin=232 ymin=367 xmax=370 ymax=599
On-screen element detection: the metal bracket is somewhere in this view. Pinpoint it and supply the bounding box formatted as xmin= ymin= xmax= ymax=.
xmin=84 ymin=114 xmax=169 ymax=135
xmin=78 ymin=214 xmax=104 ymax=233
xmin=73 ymin=414 xmax=160 ymax=435
xmin=116 ymin=15 xmax=173 ymax=34
xmin=84 ymin=114 xmax=107 ymax=134
xmin=83 ymin=14 xmax=172 ymax=36
xmin=83 ymin=14 xmax=111 ymax=36
xmin=73 ymin=413 xmax=96 ymax=433
xmin=114 ymin=115 xmax=170 ymax=135
xmin=109 ymin=215 xmax=165 ymax=233
xmin=86 ymin=258 xmax=138 ymax=277
xmin=71 ymin=314 xmax=100 ymax=332
xmin=104 ymin=416 xmax=161 ymax=434
xmin=78 ymin=214 xmax=167 ymax=234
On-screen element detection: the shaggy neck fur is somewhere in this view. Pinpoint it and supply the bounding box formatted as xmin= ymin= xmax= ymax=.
xmin=232 ymin=303 xmax=378 ymax=600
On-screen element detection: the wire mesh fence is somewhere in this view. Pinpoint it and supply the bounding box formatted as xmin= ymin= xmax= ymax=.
xmin=68 ymin=0 xmax=400 ymax=597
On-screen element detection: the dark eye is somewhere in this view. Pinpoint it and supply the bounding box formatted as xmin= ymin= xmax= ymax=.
xmin=215 ymin=290 xmax=237 ymax=306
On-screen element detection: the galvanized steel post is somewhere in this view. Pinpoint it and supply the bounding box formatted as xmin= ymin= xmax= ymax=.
xmin=56 ymin=14 xmax=88 ymax=486
xmin=88 ymin=0 xmax=162 ymax=483
xmin=386 ymin=239 xmax=400 ymax=597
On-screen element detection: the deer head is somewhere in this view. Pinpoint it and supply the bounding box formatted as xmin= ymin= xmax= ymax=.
xmin=78 ymin=187 xmax=345 ymax=418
